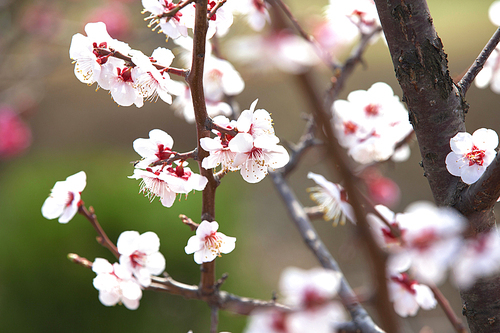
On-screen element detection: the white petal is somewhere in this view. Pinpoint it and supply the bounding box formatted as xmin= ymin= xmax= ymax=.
xmin=138 ymin=231 xmax=161 ymax=254
xmin=472 ymin=128 xmax=498 ymax=151
xmin=117 ymin=231 xmax=140 ymax=256
xmin=450 ymin=132 xmax=473 ymax=154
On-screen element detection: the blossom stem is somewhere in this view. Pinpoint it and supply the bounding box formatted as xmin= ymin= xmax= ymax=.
xmin=78 ymin=205 xmax=119 ymax=258
xmin=67 ymin=253 xmax=93 ymax=269
xmin=205 ymin=117 xmax=238 ymax=137
xmin=158 ymin=0 xmax=195 ymax=19
xmin=430 ymin=285 xmax=468 ymax=333
xmin=179 ymin=214 xmax=200 ymax=231
xmin=94 ymin=48 xmax=189 ymax=77
xmin=150 ymin=148 xmax=198 ymax=167
xmin=457 ymin=27 xmax=500 ymax=96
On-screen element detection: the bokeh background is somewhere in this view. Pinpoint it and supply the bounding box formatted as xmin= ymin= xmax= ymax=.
xmin=0 ymin=0 xmax=499 ymax=332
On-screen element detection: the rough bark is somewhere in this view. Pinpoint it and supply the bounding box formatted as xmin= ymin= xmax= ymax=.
xmin=373 ymin=1 xmax=500 ymax=332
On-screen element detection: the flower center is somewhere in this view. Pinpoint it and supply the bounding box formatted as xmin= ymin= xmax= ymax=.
xmin=364 ymin=103 xmax=380 ymax=116
xmin=66 ymin=191 xmax=75 ymax=207
xmin=205 ymin=231 xmax=223 ymax=254
xmin=465 ymin=145 xmax=486 ymax=166
xmin=155 ymin=144 xmax=173 ymax=160
xmin=302 ymin=287 xmax=327 ymax=309
xmin=130 ymin=251 xmax=146 ymax=269
xmin=117 ymin=67 xmax=134 ymax=83
xmin=343 ymin=121 xmax=358 ymax=135
xmin=391 ymin=273 xmax=417 ymax=295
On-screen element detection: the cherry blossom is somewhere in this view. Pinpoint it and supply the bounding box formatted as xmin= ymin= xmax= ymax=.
xmin=41 ymin=171 xmax=87 ymax=223
xmin=203 ymin=57 xmax=245 ymax=102
xmin=307 ymin=172 xmax=355 ymax=226
xmin=129 ymin=166 xmax=178 ymax=207
xmin=200 ymin=116 xmax=239 ymax=171
xmin=445 ymin=128 xmax=498 ymax=185
xmin=332 ymin=82 xmax=413 ymax=164
xmin=394 ymin=201 xmax=467 ymax=285
xmin=92 ymin=258 xmax=142 ymax=310
xmin=69 ymin=22 xmax=130 ymax=85
xmin=99 ymin=60 xmax=144 ymax=107
xmin=133 ymin=129 xmax=175 ymax=169
xmin=185 ymin=220 xmax=236 ymax=264
xmin=388 ymin=273 xmax=437 ymax=317
xmin=452 ymin=230 xmax=500 ymax=289
xmin=130 ymin=48 xmax=180 ymax=104
xmin=117 ymin=231 xmax=166 ymax=287
xmin=141 ymin=0 xmax=190 ymax=39
xmin=228 ymin=100 xmax=289 ymax=183
xmin=244 ymin=267 xmax=345 ymax=333
xmin=279 ymin=267 xmax=341 ymax=309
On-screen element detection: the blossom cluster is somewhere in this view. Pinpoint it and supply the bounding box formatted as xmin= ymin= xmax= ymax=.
xmin=142 ymin=0 xmax=270 ymax=40
xmin=367 ymin=202 xmax=500 ymax=315
xmin=244 ymin=267 xmax=346 ymax=333
xmin=70 ymin=22 xmax=181 ymax=107
xmin=93 ymin=230 xmax=166 ymax=310
xmin=129 ymin=129 xmax=208 ymax=208
xmin=200 ymin=100 xmax=290 ymax=183
xmin=332 ymin=82 xmax=413 ymax=164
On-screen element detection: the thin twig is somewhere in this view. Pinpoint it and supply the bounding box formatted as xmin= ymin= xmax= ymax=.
xmin=67 ymin=253 xmax=93 ymax=269
xmin=78 ymin=205 xmax=119 ymax=258
xmin=430 ymin=285 xmax=468 ymax=333
xmin=270 ymin=171 xmax=385 ymax=333
xmin=457 ymin=27 xmax=500 ymax=96
xmin=157 ymin=0 xmax=195 ymax=19
xmin=94 ymin=48 xmax=189 ymax=78
xmin=179 ymin=214 xmax=200 ymax=231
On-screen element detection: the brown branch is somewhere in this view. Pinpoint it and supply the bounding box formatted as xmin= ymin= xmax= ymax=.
xmin=188 ymin=0 xmax=218 ymax=309
xmin=430 ymin=285 xmax=468 ymax=333
xmin=457 ymin=27 xmax=500 ymax=96
xmin=78 ymin=205 xmax=119 ymax=258
xmin=67 ymin=253 xmax=93 ymax=269
xmin=205 ymin=117 xmax=238 ymax=137
xmin=270 ymin=171 xmax=385 ymax=333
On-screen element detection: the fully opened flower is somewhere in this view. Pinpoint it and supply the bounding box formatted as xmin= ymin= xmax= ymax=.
xmin=307 ymin=172 xmax=355 ymax=225
xmin=92 ymin=258 xmax=142 ymax=310
xmin=388 ymin=273 xmax=437 ymax=317
xmin=185 ymin=221 xmax=236 ymax=264
xmin=117 ymin=231 xmax=166 ymax=287
xmin=133 ymin=129 xmax=175 ymax=169
xmin=332 ymin=82 xmax=413 ymax=164
xmin=445 ymin=128 xmax=498 ymax=184
xmin=142 ymin=0 xmax=190 ymax=39
xmin=41 ymin=171 xmax=87 ymax=223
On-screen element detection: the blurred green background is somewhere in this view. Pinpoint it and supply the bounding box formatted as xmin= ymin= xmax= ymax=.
xmin=0 ymin=0 xmax=499 ymax=332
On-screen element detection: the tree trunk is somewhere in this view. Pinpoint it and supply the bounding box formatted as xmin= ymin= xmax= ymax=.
xmin=373 ymin=1 xmax=500 ymax=332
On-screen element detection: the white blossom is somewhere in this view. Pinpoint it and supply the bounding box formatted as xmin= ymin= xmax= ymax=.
xmin=41 ymin=171 xmax=86 ymax=223
xmin=117 ymin=231 xmax=166 ymax=287
xmin=185 ymin=221 xmax=236 ymax=264
xmin=332 ymin=82 xmax=413 ymax=164
xmin=453 ymin=230 xmax=500 ymax=289
xmin=307 ymin=172 xmax=355 ymax=225
xmin=92 ymin=258 xmax=142 ymax=310
xmin=388 ymin=273 xmax=437 ymax=317
xmin=133 ymin=129 xmax=175 ymax=169
xmin=445 ymin=128 xmax=498 ymax=184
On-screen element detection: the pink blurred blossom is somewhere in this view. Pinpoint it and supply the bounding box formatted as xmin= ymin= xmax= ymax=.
xmin=85 ymin=2 xmax=132 ymax=39
xmin=0 ymin=107 xmax=32 ymax=159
